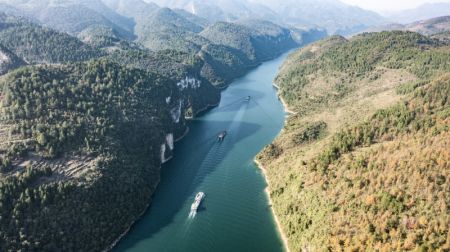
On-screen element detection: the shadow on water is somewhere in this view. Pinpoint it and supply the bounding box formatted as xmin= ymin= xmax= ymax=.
xmin=194 ymin=89 xmax=266 ymax=118
xmin=196 ymin=205 xmax=207 ymax=213
xmin=114 ymin=119 xmax=262 ymax=251
xmin=213 ymin=89 xmax=284 ymax=127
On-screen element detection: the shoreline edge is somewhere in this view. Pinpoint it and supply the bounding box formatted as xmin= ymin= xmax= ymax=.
xmin=254 ymin=159 xmax=291 ymax=252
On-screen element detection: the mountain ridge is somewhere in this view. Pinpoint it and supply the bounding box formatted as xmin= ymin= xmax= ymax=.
xmin=150 ymin=0 xmax=387 ymax=35
xmin=385 ymin=2 xmax=450 ymax=24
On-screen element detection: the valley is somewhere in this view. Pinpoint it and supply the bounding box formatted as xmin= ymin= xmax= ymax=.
xmin=0 ymin=0 xmax=448 ymax=251
xmin=114 ymin=50 xmax=291 ymax=252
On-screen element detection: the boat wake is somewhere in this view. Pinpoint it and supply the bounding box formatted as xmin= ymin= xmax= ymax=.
xmin=188 ymin=210 xmax=197 ymax=219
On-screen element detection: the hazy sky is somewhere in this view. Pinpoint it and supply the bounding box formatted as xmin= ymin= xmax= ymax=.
xmin=340 ymin=0 xmax=450 ymax=12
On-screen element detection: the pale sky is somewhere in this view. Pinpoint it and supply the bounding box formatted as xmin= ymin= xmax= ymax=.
xmin=340 ymin=0 xmax=450 ymax=12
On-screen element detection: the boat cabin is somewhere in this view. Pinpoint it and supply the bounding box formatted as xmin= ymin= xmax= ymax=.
xmin=217 ymin=131 xmax=227 ymax=142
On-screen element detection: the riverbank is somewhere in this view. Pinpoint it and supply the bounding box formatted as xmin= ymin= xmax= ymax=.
xmin=254 ymin=159 xmax=291 ymax=252
xmin=107 ymin=124 xmax=192 ymax=251
xmin=272 ymin=83 xmax=297 ymax=115
xmin=255 ymin=80 xmax=295 ymax=252
xmin=105 ymin=175 xmax=161 ymax=252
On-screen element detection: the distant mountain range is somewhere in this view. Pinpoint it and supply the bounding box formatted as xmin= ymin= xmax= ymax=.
xmin=0 ymin=0 xmax=136 ymax=39
xmin=363 ymin=15 xmax=450 ymax=36
xmin=384 ymin=2 xmax=450 ymax=24
xmin=102 ymin=0 xmax=328 ymax=86
xmin=148 ymin=0 xmax=387 ymax=35
xmin=149 ymin=0 xmax=278 ymax=22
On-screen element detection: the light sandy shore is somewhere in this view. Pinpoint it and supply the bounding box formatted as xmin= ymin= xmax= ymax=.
xmin=272 ymin=83 xmax=297 ymax=115
xmin=254 ymin=159 xmax=291 ymax=252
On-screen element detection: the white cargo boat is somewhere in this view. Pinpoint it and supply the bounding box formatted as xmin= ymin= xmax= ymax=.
xmin=191 ymin=192 xmax=205 ymax=212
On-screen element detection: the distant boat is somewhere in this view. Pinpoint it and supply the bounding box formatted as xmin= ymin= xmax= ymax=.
xmin=245 ymin=96 xmax=251 ymax=102
xmin=217 ymin=131 xmax=227 ymax=142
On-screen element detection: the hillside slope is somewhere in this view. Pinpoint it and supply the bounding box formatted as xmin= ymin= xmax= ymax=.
xmin=386 ymin=2 xmax=450 ymax=24
xmin=0 ymin=59 xmax=202 ymax=251
xmin=257 ymin=31 xmax=450 ymax=251
xmin=0 ymin=43 xmax=24 ymax=74
xmin=0 ymin=13 xmax=102 ymax=64
xmin=105 ymin=49 xmax=220 ymax=116
xmin=0 ymin=9 xmax=222 ymax=250
xmin=0 ymin=0 xmax=135 ymax=39
xmin=364 ymin=16 xmax=450 ymax=36
xmin=201 ymin=20 xmax=297 ymax=62
xmin=251 ymin=0 xmax=386 ymax=35
xmin=406 ymin=16 xmax=450 ymax=36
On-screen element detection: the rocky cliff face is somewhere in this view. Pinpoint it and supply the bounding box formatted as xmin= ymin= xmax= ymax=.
xmin=0 ymin=44 xmax=24 ymax=75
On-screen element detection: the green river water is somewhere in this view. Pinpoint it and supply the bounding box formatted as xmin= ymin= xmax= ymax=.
xmin=113 ymin=51 xmax=291 ymax=252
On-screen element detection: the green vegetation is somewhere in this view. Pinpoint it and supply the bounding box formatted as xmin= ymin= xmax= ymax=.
xmin=112 ymin=5 xmax=309 ymax=86
xmin=197 ymin=20 xmax=300 ymax=86
xmin=0 ymin=0 xmax=135 ymax=39
xmin=258 ymin=31 xmax=450 ymax=251
xmin=406 ymin=16 xmax=450 ymax=36
xmin=201 ymin=21 xmax=297 ymax=62
xmin=291 ymin=121 xmax=327 ymax=145
xmin=199 ymin=43 xmax=254 ymax=87
xmin=0 ymin=60 xmax=182 ymax=251
xmin=107 ymin=49 xmax=200 ymax=80
xmin=105 ymin=49 xmax=220 ymax=115
xmin=133 ymin=7 xmax=208 ymax=53
xmin=0 ymin=43 xmax=25 ymax=75
xmin=277 ymin=31 xmax=449 ymax=115
xmin=2 ymin=60 xmax=175 ymax=157
xmin=134 ymin=15 xmax=301 ymax=86
xmin=0 ymin=13 xmax=102 ymax=64
xmin=77 ymin=25 xmax=123 ymax=48
xmin=200 ymin=22 xmax=261 ymax=61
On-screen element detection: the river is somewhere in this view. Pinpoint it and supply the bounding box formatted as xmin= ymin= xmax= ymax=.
xmin=113 ymin=51 xmax=291 ymax=252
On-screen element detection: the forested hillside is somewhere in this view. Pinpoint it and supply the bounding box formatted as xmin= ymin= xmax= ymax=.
xmin=106 ymin=49 xmax=220 ymax=116
xmin=258 ymin=31 xmax=450 ymax=251
xmin=0 ymin=60 xmax=192 ymax=251
xmin=0 ymin=44 xmax=24 ymax=74
xmin=0 ymin=0 xmax=135 ymax=39
xmin=0 ymin=13 xmax=102 ymax=64
xmin=0 ymin=7 xmax=222 ymax=251
xmin=201 ymin=21 xmax=297 ymax=62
